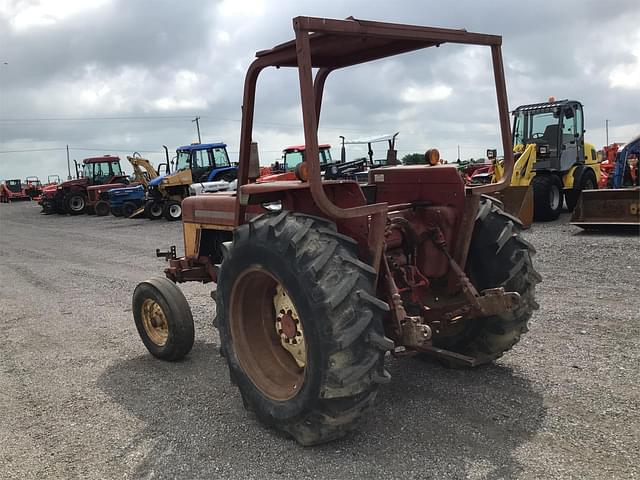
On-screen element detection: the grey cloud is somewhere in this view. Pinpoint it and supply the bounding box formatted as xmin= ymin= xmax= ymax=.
xmin=1 ymin=0 xmax=639 ymax=179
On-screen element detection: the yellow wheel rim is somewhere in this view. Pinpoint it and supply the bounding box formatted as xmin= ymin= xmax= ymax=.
xmin=141 ymin=298 xmax=169 ymax=346
xmin=274 ymin=284 xmax=306 ymax=368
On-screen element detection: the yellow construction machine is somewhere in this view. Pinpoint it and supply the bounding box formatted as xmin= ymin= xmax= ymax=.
xmin=476 ymin=99 xmax=600 ymax=225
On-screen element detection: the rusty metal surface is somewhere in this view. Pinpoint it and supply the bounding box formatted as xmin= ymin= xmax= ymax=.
xmin=164 ymin=256 xmax=217 ymax=284
xmin=570 ymin=188 xmax=640 ymax=227
xmin=234 ymin=16 xmax=513 ymax=225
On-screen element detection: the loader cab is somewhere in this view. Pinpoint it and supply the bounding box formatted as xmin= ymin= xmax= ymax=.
xmin=512 ymin=100 xmax=584 ymax=173
xmin=175 ymin=143 xmax=231 ymax=182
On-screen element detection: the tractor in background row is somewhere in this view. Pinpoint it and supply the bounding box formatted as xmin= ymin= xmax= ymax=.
xmin=144 ymin=142 xmax=237 ymax=221
xmin=0 ymin=179 xmax=30 ymax=202
xmin=106 ymin=154 xmax=167 ymax=217
xmin=40 ymin=155 xmax=127 ymax=215
xmin=258 ymin=144 xmax=333 ymax=182
xmin=132 ymin=17 xmax=540 ymax=445
xmin=32 ymin=176 xmax=61 ymax=203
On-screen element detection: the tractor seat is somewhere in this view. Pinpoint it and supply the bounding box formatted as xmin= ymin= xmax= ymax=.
xmin=542 ymin=124 xmax=560 ymax=148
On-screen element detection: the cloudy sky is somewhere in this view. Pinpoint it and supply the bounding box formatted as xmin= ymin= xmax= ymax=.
xmin=0 ymin=0 xmax=638 ymax=180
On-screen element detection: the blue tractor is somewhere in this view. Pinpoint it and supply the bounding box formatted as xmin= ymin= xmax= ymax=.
xmin=108 ymin=154 xmax=168 ymax=217
xmin=145 ymin=142 xmax=237 ymax=221
xmin=110 ymin=184 xmax=146 ymax=217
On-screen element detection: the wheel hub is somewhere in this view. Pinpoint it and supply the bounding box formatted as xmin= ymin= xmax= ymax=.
xmin=141 ymin=298 xmax=168 ymax=346
xmin=169 ymin=204 xmax=181 ymax=217
xmin=274 ymin=285 xmax=306 ymax=368
xmin=70 ymin=197 xmax=84 ymax=210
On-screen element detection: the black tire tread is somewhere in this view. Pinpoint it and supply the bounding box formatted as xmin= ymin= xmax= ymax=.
xmin=435 ymin=198 xmax=540 ymax=365
xmin=219 ymin=212 xmax=393 ymax=446
xmin=532 ymin=174 xmax=562 ymax=221
xmin=132 ymin=277 xmax=195 ymax=361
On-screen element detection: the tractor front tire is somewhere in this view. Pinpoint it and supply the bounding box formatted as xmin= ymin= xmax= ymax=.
xmin=122 ymin=201 xmax=138 ymax=217
xmin=132 ymin=277 xmax=195 ymax=361
xmin=64 ymin=193 xmax=86 ymax=215
xmin=163 ymin=200 xmax=182 ymax=221
xmin=434 ymin=198 xmax=540 ymax=365
xmin=217 ymin=212 xmax=392 ymax=445
xmin=95 ymin=200 xmax=110 ymax=216
xmin=144 ymin=200 xmax=164 ymax=220
xmin=41 ymin=199 xmax=56 ymax=215
xmin=532 ymin=174 xmax=563 ymax=221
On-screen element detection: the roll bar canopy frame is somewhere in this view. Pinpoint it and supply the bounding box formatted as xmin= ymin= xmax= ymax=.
xmin=235 ymin=16 xmax=514 ymax=224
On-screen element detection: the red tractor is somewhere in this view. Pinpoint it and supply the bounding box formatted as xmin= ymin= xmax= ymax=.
xmin=0 ymin=179 xmax=31 ymax=202
xmin=258 ymin=144 xmax=333 ymax=182
xmin=132 ymin=17 xmax=540 ymax=445
xmin=40 ymin=155 xmax=128 ymax=215
xmin=598 ymin=143 xmax=624 ymax=188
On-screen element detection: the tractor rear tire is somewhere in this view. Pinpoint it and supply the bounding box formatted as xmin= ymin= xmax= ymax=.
xmin=163 ymin=200 xmax=182 ymax=221
xmin=64 ymin=193 xmax=86 ymax=215
xmin=95 ymin=200 xmax=110 ymax=216
xmin=217 ymin=212 xmax=392 ymax=445
xmin=144 ymin=200 xmax=164 ymax=220
xmin=111 ymin=206 xmax=123 ymax=217
xmin=132 ymin=277 xmax=195 ymax=361
xmin=433 ymin=197 xmax=541 ymax=365
xmin=532 ymin=174 xmax=563 ymax=221
xmin=122 ymin=201 xmax=138 ymax=217
xmin=565 ymin=169 xmax=597 ymax=212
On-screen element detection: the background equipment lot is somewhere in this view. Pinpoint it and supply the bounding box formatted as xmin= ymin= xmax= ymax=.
xmin=0 ymin=202 xmax=638 ymax=479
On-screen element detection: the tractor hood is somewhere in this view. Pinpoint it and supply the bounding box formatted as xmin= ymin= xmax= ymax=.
xmin=110 ymin=185 xmax=144 ymax=195
xmin=58 ymin=178 xmax=89 ymax=189
xmin=149 ymin=174 xmax=168 ymax=186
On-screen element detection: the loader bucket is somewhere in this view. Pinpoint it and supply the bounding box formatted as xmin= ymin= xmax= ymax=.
xmin=570 ymin=188 xmax=640 ymax=228
xmin=490 ymin=186 xmax=534 ymax=229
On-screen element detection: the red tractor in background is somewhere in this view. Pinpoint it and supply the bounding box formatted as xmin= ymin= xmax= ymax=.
xmin=0 ymin=179 xmax=31 ymax=202
xmin=32 ymin=176 xmax=61 ymax=203
xmin=258 ymin=144 xmax=333 ymax=182
xmin=40 ymin=155 xmax=128 ymax=215
xmin=598 ymin=143 xmax=625 ymax=188
xmin=133 ymin=17 xmax=540 ymax=445
xmin=23 ymin=176 xmax=43 ymax=199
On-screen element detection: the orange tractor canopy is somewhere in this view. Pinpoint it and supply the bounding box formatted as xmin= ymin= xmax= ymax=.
xmin=133 ymin=16 xmax=540 ymax=446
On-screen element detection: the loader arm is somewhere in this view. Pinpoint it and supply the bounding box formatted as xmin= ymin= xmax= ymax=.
xmin=491 ymin=143 xmax=535 ymax=186
xmin=511 ymin=143 xmax=536 ymax=186
xmin=127 ymin=157 xmax=159 ymax=188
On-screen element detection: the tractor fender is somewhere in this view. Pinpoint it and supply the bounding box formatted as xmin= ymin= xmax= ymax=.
xmin=566 ymin=165 xmax=598 ymax=191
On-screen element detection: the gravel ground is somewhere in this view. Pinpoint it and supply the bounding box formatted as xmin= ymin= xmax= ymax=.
xmin=0 ymin=201 xmax=638 ymax=480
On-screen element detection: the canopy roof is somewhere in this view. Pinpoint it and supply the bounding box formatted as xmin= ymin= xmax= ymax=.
xmin=255 ymin=17 xmax=501 ymax=69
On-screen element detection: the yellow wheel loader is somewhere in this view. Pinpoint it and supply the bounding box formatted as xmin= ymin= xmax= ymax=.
xmin=478 ymin=99 xmax=600 ymax=224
